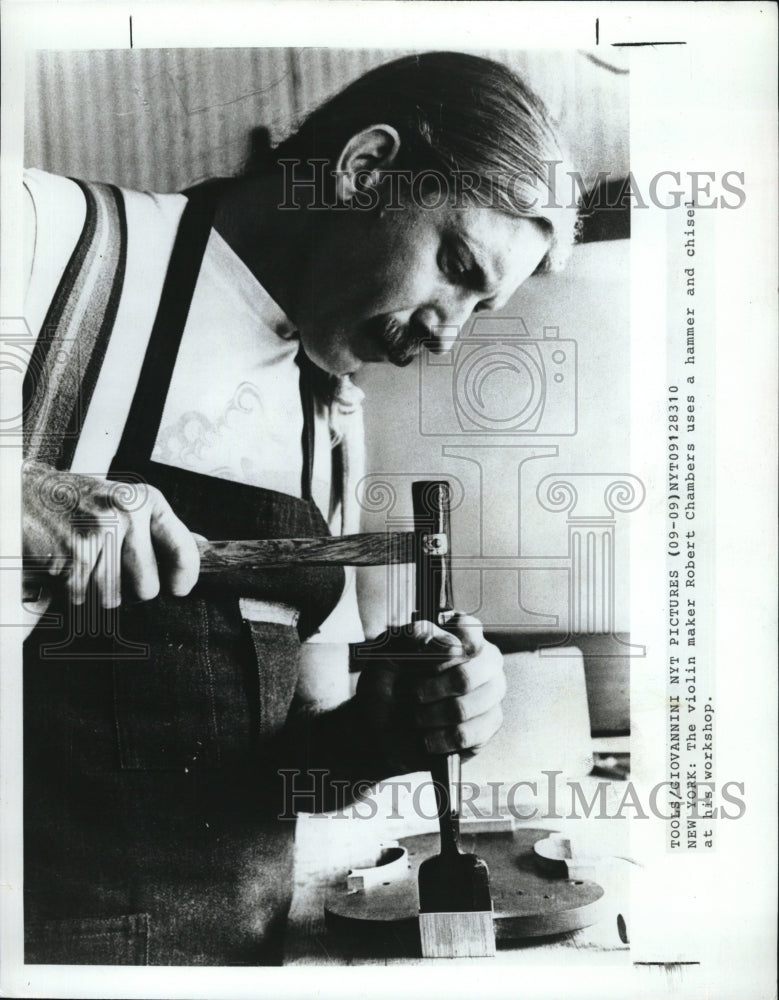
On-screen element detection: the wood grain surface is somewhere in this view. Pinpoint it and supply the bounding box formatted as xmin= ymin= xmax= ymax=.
xmin=198 ymin=532 xmax=416 ymax=570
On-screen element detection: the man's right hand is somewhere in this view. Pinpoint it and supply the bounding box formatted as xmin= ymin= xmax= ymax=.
xmin=22 ymin=461 xmax=200 ymax=608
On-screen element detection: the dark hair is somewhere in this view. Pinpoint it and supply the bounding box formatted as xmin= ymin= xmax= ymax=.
xmin=273 ymin=52 xmax=577 ymax=270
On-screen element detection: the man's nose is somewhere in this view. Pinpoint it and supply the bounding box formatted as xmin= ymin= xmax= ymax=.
xmin=414 ymin=301 xmax=472 ymax=355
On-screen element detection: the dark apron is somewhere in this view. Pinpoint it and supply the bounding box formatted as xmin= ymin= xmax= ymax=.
xmin=24 ymin=183 xmax=345 ymax=965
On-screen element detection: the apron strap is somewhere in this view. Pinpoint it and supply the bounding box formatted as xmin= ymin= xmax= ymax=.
xmin=295 ymin=346 xmax=317 ymax=503
xmin=111 ymin=182 xmax=223 ymax=470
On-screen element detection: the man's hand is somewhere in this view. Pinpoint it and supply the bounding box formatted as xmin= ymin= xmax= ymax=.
xmin=354 ymin=613 xmax=505 ymax=774
xmin=22 ymin=461 xmax=200 ymax=607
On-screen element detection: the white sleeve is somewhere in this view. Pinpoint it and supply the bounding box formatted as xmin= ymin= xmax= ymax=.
xmin=23 ymin=177 xmax=36 ymax=294
xmin=23 ymin=169 xmax=87 ymax=337
xmin=304 ymin=566 xmax=365 ymax=645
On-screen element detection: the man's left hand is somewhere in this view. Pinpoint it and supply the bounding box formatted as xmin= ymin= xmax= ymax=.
xmin=354 ymin=613 xmax=505 ymax=775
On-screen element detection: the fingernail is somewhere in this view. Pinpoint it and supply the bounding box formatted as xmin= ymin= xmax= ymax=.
xmin=428 ymin=634 xmax=458 ymax=650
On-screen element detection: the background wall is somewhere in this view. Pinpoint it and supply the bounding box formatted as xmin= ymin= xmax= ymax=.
xmin=25 ymin=47 xmax=629 ymax=191
xmin=356 ymin=236 xmax=632 ymax=640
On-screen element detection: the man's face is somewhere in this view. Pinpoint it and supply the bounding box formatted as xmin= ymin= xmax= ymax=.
xmin=291 ymin=196 xmax=551 ymax=376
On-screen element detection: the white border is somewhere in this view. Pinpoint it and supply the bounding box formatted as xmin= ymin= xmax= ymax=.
xmin=2 ymin=3 xmax=777 ymax=998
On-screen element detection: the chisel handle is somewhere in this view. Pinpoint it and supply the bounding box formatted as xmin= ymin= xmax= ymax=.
xmin=412 ymin=480 xmax=462 ymax=848
xmin=411 ymin=480 xmax=454 ymax=627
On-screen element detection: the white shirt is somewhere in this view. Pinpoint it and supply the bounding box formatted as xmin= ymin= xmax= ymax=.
xmin=23 ymin=168 xmax=364 ymax=645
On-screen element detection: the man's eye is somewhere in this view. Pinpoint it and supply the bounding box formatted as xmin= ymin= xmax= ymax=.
xmin=442 ymin=247 xmax=469 ymax=280
xmin=450 ymin=253 xmax=468 ymax=277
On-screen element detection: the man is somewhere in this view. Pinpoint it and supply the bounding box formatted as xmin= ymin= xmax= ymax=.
xmin=21 ymin=51 xmax=577 ymax=964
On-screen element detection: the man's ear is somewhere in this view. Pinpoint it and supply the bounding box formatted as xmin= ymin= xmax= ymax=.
xmin=334 ymin=125 xmax=401 ymax=204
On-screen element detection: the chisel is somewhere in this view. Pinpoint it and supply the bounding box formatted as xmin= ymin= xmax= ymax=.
xmin=412 ymin=480 xmax=496 ymax=959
